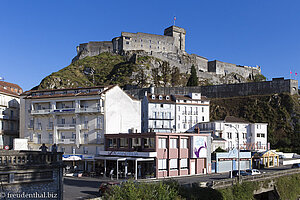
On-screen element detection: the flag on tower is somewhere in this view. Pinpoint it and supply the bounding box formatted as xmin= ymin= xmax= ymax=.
xmin=290 ymin=70 xmax=292 ymax=74
xmin=174 ymin=16 xmax=176 ymax=26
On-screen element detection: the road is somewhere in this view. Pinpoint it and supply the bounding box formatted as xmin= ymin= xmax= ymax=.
xmin=63 ymin=164 xmax=293 ymax=200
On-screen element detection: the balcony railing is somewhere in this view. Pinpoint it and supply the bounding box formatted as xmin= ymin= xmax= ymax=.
xmin=31 ymin=109 xmax=51 ymax=115
xmin=57 ymin=138 xmax=76 ymax=144
xmin=0 ymin=151 xmax=63 ymax=167
xmin=75 ymin=107 xmax=103 ymax=113
xmin=56 ymin=124 xmax=76 ymax=129
xmin=53 ymin=108 xmax=75 ymax=114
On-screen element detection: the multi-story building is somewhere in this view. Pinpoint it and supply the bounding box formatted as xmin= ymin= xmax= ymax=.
xmin=173 ymin=93 xmax=210 ymax=132
xmin=197 ymin=116 xmax=268 ymax=151
xmin=20 ymin=85 xmax=141 ymax=171
xmin=142 ymin=92 xmax=209 ymax=133
xmin=98 ymin=131 xmax=211 ymax=179
xmin=142 ymin=93 xmax=175 ymax=133
xmin=0 ymin=81 xmax=22 ymax=149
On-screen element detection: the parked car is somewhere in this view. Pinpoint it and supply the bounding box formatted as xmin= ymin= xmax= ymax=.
xmin=291 ymin=163 xmax=300 ymax=168
xmin=246 ymin=169 xmax=262 ymax=175
xmin=98 ymin=182 xmax=120 ymax=196
xmin=232 ymin=170 xmax=250 ymax=177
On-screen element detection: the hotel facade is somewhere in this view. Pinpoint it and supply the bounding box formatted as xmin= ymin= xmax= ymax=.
xmin=20 ymin=85 xmax=141 ymax=171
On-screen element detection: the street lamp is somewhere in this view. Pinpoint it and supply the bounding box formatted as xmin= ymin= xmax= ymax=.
xmin=225 ymin=124 xmax=241 ymax=183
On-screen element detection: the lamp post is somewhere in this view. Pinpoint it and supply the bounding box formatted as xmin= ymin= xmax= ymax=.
xmin=225 ymin=124 xmax=241 ymax=183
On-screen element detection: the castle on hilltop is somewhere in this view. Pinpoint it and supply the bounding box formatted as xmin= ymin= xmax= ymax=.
xmin=72 ymin=25 xmax=262 ymax=84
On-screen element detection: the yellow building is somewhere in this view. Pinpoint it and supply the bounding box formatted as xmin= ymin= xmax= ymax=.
xmin=252 ymin=150 xmax=279 ymax=168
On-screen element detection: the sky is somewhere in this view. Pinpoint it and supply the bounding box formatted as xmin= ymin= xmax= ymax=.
xmin=0 ymin=0 xmax=299 ymax=91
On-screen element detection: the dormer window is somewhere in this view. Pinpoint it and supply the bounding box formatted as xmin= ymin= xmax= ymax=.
xmin=166 ymin=95 xmax=170 ymax=100
xmin=159 ymin=95 xmax=162 ymax=100
xmin=151 ymin=95 xmax=155 ymax=99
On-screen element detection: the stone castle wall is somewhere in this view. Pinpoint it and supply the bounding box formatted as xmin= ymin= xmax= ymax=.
xmin=71 ymin=25 xmax=261 ymax=83
xmin=125 ymin=78 xmax=299 ymax=99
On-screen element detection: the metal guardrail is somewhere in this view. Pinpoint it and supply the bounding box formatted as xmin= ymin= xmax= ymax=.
xmin=211 ymin=168 xmax=300 ymax=189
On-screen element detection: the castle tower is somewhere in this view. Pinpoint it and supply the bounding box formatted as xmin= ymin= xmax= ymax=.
xmin=164 ymin=26 xmax=186 ymax=52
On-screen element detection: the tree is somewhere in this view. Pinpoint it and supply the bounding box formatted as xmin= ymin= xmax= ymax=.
xmin=171 ymin=66 xmax=181 ymax=87
xmin=160 ymin=61 xmax=171 ymax=87
xmin=186 ymin=65 xmax=198 ymax=86
xmin=151 ymin=68 xmax=161 ymax=87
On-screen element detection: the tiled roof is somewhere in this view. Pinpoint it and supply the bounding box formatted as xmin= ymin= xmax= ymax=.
xmin=0 ymin=81 xmax=22 ymax=96
xmin=224 ymin=116 xmax=250 ymax=123
xmin=146 ymin=94 xmax=175 ymax=104
xmin=22 ymin=85 xmax=109 ymax=95
xmin=23 ymin=85 xmax=116 ymax=99
xmin=172 ymin=94 xmax=209 ymax=101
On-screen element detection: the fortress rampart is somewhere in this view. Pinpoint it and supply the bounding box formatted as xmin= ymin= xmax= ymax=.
xmin=71 ymin=25 xmax=262 ymax=83
xmin=125 ymin=78 xmax=299 ymax=99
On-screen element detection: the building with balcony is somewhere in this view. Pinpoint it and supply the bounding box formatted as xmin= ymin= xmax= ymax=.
xmin=0 ymin=81 xmax=22 ymax=149
xmin=142 ymin=92 xmax=210 ymax=133
xmin=97 ymin=131 xmax=211 ymax=179
xmin=20 ymin=85 xmax=141 ymax=171
xmin=197 ymin=116 xmax=268 ymax=151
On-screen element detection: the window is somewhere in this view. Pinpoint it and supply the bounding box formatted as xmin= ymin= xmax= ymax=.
xmin=72 ymin=117 xmax=76 ymax=124
xmin=178 ymin=124 xmax=180 ymax=129
xmin=132 ymin=138 xmax=141 ymax=147
xmin=257 ymin=133 xmax=260 ymax=137
xmin=180 ymin=138 xmax=188 ymax=148
xmin=49 ymin=133 xmax=53 ymax=144
xmin=158 ymin=138 xmax=167 ymax=149
xmin=261 ymin=133 xmax=265 ymax=138
xmin=170 ymin=138 xmax=178 ymax=148
xmin=72 ymin=146 xmax=76 ymax=154
xmin=170 ymin=159 xmax=178 ymax=170
xmin=144 ymin=138 xmax=155 ymax=148
xmin=83 ymin=147 xmax=88 ymax=154
xmin=120 ymin=138 xmax=128 ymax=148
xmin=97 ymin=116 xmax=102 ymax=129
xmin=180 ymin=158 xmax=188 ymax=169
xmin=160 ymin=104 xmax=163 ymax=108
xmin=227 ymin=132 xmax=232 ymax=139
xmin=158 ymin=159 xmax=167 ymax=170
xmin=72 ymin=132 xmax=76 ymax=139
xmin=178 ymin=106 xmax=180 ymax=111
xmin=61 ymin=147 xmax=65 ymax=153
xmin=126 ymin=41 xmax=129 ymax=44
xmin=97 ymin=132 xmax=101 ymax=143
xmin=202 ymin=116 xmax=205 ymax=121
xmin=243 ymin=133 xmax=246 ymax=139
xmin=61 ymin=118 xmax=65 ymax=124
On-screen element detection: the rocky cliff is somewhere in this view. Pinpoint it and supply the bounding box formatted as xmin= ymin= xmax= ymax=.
xmin=37 ymin=52 xmax=264 ymax=90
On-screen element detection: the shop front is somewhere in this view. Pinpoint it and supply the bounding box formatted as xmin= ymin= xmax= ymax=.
xmin=252 ymin=150 xmax=279 ymax=168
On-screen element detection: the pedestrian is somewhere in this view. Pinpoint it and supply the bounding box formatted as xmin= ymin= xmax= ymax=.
xmin=39 ymin=143 xmax=48 ymax=153
xmin=51 ymin=143 xmax=57 ymax=153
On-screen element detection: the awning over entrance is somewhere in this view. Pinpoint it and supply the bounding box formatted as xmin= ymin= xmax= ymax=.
xmin=95 ymin=156 xmax=155 ymax=180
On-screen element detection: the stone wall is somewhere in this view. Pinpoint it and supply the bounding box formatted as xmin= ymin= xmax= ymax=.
xmin=125 ymin=78 xmax=299 ymax=99
xmin=72 ymin=41 xmax=113 ymax=62
xmin=0 ymin=151 xmax=64 ymax=200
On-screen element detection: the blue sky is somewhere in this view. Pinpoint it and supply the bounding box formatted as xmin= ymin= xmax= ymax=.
xmin=0 ymin=0 xmax=299 ymax=91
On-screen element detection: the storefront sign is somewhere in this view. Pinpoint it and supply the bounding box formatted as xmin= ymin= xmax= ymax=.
xmin=190 ymin=136 xmax=207 ymax=158
xmin=63 ymin=154 xmax=83 ymax=161
xmin=98 ymin=151 xmax=157 ymax=157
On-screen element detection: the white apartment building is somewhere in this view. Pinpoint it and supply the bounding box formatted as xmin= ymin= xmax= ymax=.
xmin=198 ymin=116 xmax=268 ymax=151
xmin=142 ymin=93 xmax=175 ymax=132
xmin=20 ymin=85 xmax=141 ymax=170
xmin=0 ymin=81 xmax=22 ymax=149
xmin=174 ymin=93 xmax=210 ymax=133
xmin=142 ymin=92 xmax=210 ymax=133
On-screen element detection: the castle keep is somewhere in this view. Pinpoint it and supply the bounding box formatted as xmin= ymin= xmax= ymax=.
xmin=72 ymin=25 xmax=262 ymax=84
